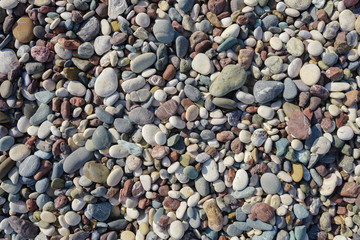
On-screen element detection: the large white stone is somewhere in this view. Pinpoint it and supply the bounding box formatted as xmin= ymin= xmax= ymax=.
xmin=94 ymin=68 xmax=118 ymax=97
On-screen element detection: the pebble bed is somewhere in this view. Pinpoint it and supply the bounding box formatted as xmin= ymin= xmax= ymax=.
xmin=0 ymin=0 xmax=360 ymax=239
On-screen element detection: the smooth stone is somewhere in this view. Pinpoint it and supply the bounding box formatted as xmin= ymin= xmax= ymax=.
xmin=1 ymin=180 xmax=22 ymax=194
xmin=29 ymin=104 xmax=51 ymax=126
xmin=95 ymin=108 xmax=114 ymax=124
xmin=8 ymin=216 xmax=38 ymax=239
xmin=78 ymin=42 xmax=94 ymax=58
xmin=83 ymin=161 xmax=110 ymax=183
xmin=108 ymin=0 xmax=127 ymax=19
xmin=94 ymin=68 xmax=118 ymax=97
xmin=92 ymin=126 xmax=111 ymax=150
xmin=307 ymin=41 xmax=323 ymax=56
xmin=135 ymin=12 xmax=150 ymax=28
xmin=283 ymin=78 xmax=298 ymax=101
xmin=264 ymin=56 xmax=283 ymax=74
xmin=210 ymin=64 xmax=247 ymax=97
xmin=19 ymin=155 xmax=40 ymax=177
xmin=12 ymin=17 xmax=34 ymax=43
xmin=203 ymin=199 xmax=224 ymax=232
xmin=253 ymin=81 xmax=284 ymax=104
xmin=257 ymin=106 xmax=275 ymax=119
xmin=169 ymin=220 xmax=184 ymax=239
xmin=0 ymin=0 xmax=18 ymax=9
xmin=339 ymin=10 xmax=355 ymax=32
xmin=284 ymin=0 xmax=311 ymax=10
xmin=77 ymin=17 xmax=100 ymax=42
xmin=129 ymin=107 xmax=154 ymax=125
xmin=9 ymin=144 xmax=31 ymax=162
xmin=117 ymin=140 xmax=142 ymax=156
xmin=94 ymin=36 xmax=111 ymax=56
xmin=153 ymin=20 xmax=175 ymax=44
xmin=175 ymin=36 xmax=188 ymax=58
xmin=287 ymin=58 xmax=302 ymax=78
xmin=0 ymin=49 xmax=18 ymax=74
xmin=337 ymin=126 xmax=354 ymax=140
xmin=251 ymin=129 xmax=267 ymax=147
xmin=184 ymin=85 xmax=201 ymax=102
xmin=86 ymin=202 xmax=111 ymax=221
xmin=232 ymin=169 xmax=249 ymax=191
xmin=201 ymin=159 xmax=219 ymax=182
xmin=130 ymin=53 xmax=156 ymax=73
xmin=107 ymin=167 xmax=123 ymax=186
xmin=142 ymin=124 xmax=160 ymax=146
xmin=310 ymin=136 xmax=331 ymax=155
xmin=260 ymin=173 xmax=282 ymax=194
xmin=293 ymin=204 xmax=309 ymax=220
xmin=300 ymin=64 xmax=320 ymax=86
xmin=34 ymin=91 xmax=55 ymax=104
xmin=63 ymin=147 xmax=93 ymax=174
xmin=65 ymin=211 xmax=81 ymax=226
xmin=286 ymin=38 xmax=304 ymax=57
xmin=35 ymin=178 xmax=49 ymax=193
xmin=192 ymin=53 xmax=211 ymax=75
xmin=0 ymin=136 xmax=15 ymax=151
xmin=114 ymin=118 xmax=132 ymax=133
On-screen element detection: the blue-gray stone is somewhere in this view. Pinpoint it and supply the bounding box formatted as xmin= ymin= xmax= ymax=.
xmin=253 ymin=227 xmax=278 ymax=240
xmin=77 ymin=17 xmax=100 ymax=42
xmin=29 ymin=104 xmax=52 ymax=126
xmin=35 ymin=178 xmax=49 ymax=193
xmin=95 ymin=108 xmax=114 ymax=124
xmin=293 ymin=204 xmax=309 ymax=220
xmin=87 ymin=202 xmax=111 ymax=221
xmin=19 ymin=155 xmax=40 ymax=177
xmin=90 ymin=186 xmax=107 ymax=197
xmin=195 ymin=176 xmax=210 ymax=196
xmin=236 ymin=208 xmax=248 ymax=221
xmin=154 ymin=208 xmax=164 ymax=223
xmin=253 ymin=81 xmax=284 ymax=104
xmin=262 ymin=15 xmax=279 ymax=30
xmin=175 ymin=36 xmax=188 ymax=58
xmin=304 ymin=124 xmax=322 ymax=149
xmin=275 ymin=138 xmax=289 ymax=157
xmin=34 ymin=150 xmax=52 ymax=159
xmin=0 ymin=180 xmax=22 ymax=194
xmin=283 ymin=78 xmax=298 ymax=101
xmin=0 ymin=136 xmax=14 ymax=151
xmin=92 ymin=126 xmax=111 ymax=150
xmin=63 ymin=147 xmax=94 ymax=174
xmin=204 ymin=228 xmax=218 ymax=240
xmin=184 ymin=84 xmax=201 ymax=102
xmin=78 ymin=42 xmax=94 ymax=58
xmin=246 ymin=219 xmax=273 ymax=231
xmin=128 ymin=107 xmax=154 ymax=125
xmin=178 ymin=0 xmax=194 ymax=12
xmin=34 ymin=91 xmax=55 ymax=104
xmin=310 ymin=168 xmax=322 ymax=186
xmin=36 ymin=194 xmax=52 ymax=209
xmin=114 ymin=118 xmax=133 ymax=133
xmin=168 ymin=8 xmax=182 ymax=22
xmin=107 ymin=219 xmax=128 ymax=231
xmin=217 ymin=37 xmax=238 ymax=52
xmin=232 ymin=186 xmax=256 ymax=199
xmin=296 ymin=149 xmax=311 ymax=165
xmin=19 ymin=176 xmax=35 ymax=185
xmin=294 ymin=225 xmax=307 ymax=240
xmin=51 ymin=162 xmax=63 ymax=180
xmin=322 ymin=53 xmax=338 ymax=66
xmin=117 ymin=140 xmax=143 ymax=156
xmin=153 ymin=20 xmax=175 ymax=44
xmin=260 ymin=173 xmax=281 ymax=194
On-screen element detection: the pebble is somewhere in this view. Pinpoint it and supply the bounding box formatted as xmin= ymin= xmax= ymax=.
xmin=94 ymin=68 xmax=118 ymax=97
xmin=260 ymin=173 xmax=282 ymax=194
xmin=300 ymin=64 xmax=320 ymax=86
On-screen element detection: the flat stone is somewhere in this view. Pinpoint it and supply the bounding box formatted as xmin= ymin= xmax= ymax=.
xmin=92 ymin=126 xmax=111 ymax=150
xmin=203 ymin=199 xmax=224 ymax=232
xmin=201 ymin=159 xmax=219 ymax=182
xmin=130 ymin=53 xmax=156 ymax=73
xmin=63 ymin=147 xmax=94 ymax=174
xmin=260 ymin=173 xmax=281 ymax=194
xmin=210 ymin=65 xmax=247 ymax=97
xmin=9 ymin=144 xmax=31 ymax=162
xmin=253 ymin=81 xmax=284 ymax=104
xmin=77 ymin=17 xmax=100 ymax=42
xmin=19 ymin=155 xmax=40 ymax=177
xmin=83 ymin=161 xmax=110 ymax=183
xmin=153 ymin=20 xmax=175 ymax=44
xmin=192 ymin=53 xmax=211 ymax=75
xmin=12 ymin=17 xmax=34 ymax=43
xmin=86 ymin=202 xmax=111 ymax=221
xmin=288 ymin=110 xmax=311 ymax=140
xmin=94 ymin=68 xmax=118 ymax=97
xmin=129 ymin=107 xmax=154 ymax=125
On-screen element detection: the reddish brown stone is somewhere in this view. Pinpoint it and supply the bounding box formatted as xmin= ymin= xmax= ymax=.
xmin=190 ymin=31 xmax=208 ymax=50
xmin=156 ymin=99 xmax=178 ymax=121
xmin=236 ymin=15 xmax=249 ymax=25
xmin=122 ymin=180 xmax=134 ymax=198
xmin=230 ymin=138 xmax=243 ymax=154
xmin=208 ymin=0 xmax=226 ymax=14
xmin=158 ymin=185 xmax=170 ymax=197
xmin=31 ymin=46 xmax=50 ymax=63
xmin=340 ymin=182 xmax=360 ymax=197
xmin=157 ymin=215 xmax=170 ymax=231
xmin=238 ymin=47 xmax=254 ymax=70
xmin=109 ymin=32 xmax=127 ymax=45
xmin=310 ymin=85 xmax=329 ymax=100
xmin=249 ymin=202 xmax=274 ymax=222
xmin=325 ymin=67 xmax=343 ymax=81
xmin=61 ymin=100 xmax=70 ymax=120
xmin=163 ymin=64 xmax=176 ymax=81
xmin=57 ymin=38 xmax=81 ymax=50
xmin=316 ymin=9 xmax=329 ymax=22
xmin=33 ymin=160 xmax=52 ymax=180
xmin=287 ymin=110 xmax=311 ymax=140
xmin=335 ymin=113 xmax=348 ymax=128
xmin=343 ymin=90 xmax=359 ymax=107
xmin=163 ymin=196 xmax=180 ymax=211
xmin=69 ymin=97 xmax=86 ymax=107
xmin=54 ymin=195 xmax=68 ymax=209
xmin=151 ymin=145 xmax=170 ymax=159
xmin=132 ymin=181 xmax=144 ymax=197
xmin=26 ymin=199 xmax=37 ymax=211
xmin=106 ymin=187 xmax=120 ymax=198
xmin=216 ymin=131 xmax=235 ymax=142
xmin=195 ymin=40 xmax=212 ymax=53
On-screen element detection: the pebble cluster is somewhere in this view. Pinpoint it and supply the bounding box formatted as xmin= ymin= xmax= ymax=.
xmin=0 ymin=0 xmax=360 ymax=239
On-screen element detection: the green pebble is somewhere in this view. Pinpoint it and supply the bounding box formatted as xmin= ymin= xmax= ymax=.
xmin=51 ymin=178 xmax=65 ymax=189
xmin=341 ymin=144 xmax=352 ymax=156
xmin=252 ymin=114 xmax=263 ymax=125
xmin=179 ymin=154 xmax=191 ymax=167
xmin=183 ymin=166 xmax=198 ymax=180
xmin=43 ymin=202 xmax=55 ymax=211
xmin=38 ymin=220 xmax=50 ymax=229
xmin=318 ymin=61 xmax=329 ymax=70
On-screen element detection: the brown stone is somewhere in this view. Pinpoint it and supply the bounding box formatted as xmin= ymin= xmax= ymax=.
xmin=54 ymin=195 xmax=68 ymax=209
xmin=206 ymin=12 xmax=222 ymax=28
xmin=343 ymin=90 xmax=358 ymax=107
xmin=189 ymin=31 xmax=208 ymax=50
xmin=12 ymin=17 xmax=34 ymax=43
xmin=109 ymin=32 xmax=128 ymax=45
xmin=57 ymin=38 xmax=81 ymax=50
xmin=299 ymin=92 xmax=310 ymax=107
xmin=208 ymin=0 xmax=227 ymax=14
xmin=151 ymin=145 xmax=170 ymax=159
xmin=195 ymin=40 xmax=212 ymax=53
xmin=216 ymin=131 xmax=235 ymax=142
xmin=163 ymin=64 xmax=176 ymax=81
xmin=340 ymin=182 xmax=360 ymax=197
xmin=310 ymin=85 xmax=329 ymax=100
xmin=69 ymin=97 xmax=86 ymax=107
xmin=335 ymin=113 xmax=348 ymax=128
xmin=158 ymin=215 xmax=170 ymax=231
xmin=249 ymin=202 xmax=274 ymax=222
xmin=148 ymin=75 xmax=165 ymax=86
xmin=122 ymin=179 xmax=134 ymax=198
xmin=158 ymin=185 xmax=170 ymax=197
xmin=325 ymin=67 xmax=343 ymax=81
xmin=156 ymin=99 xmax=178 ymax=121
xmin=288 ymin=110 xmax=311 ymax=140
xmin=203 ymin=199 xmax=224 ymax=232
xmin=230 ymin=138 xmax=243 ymax=154
xmin=30 ymin=46 xmax=50 ymax=63
xmin=238 ymin=47 xmax=254 ymax=70
xmin=25 ymin=199 xmax=37 ymax=211
xmin=33 ymin=160 xmax=52 ymax=180
xmin=163 ymin=197 xmax=180 ymax=211
xmin=132 ymin=181 xmax=144 ymax=197
xmin=61 ymin=100 xmax=70 ymax=120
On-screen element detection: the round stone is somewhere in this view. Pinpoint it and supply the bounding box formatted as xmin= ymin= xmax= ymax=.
xmin=9 ymin=144 xmax=31 ymax=162
xmin=94 ymin=68 xmax=118 ymax=97
xmin=169 ymin=220 xmax=185 ymax=239
xmin=300 ymin=64 xmax=320 ymax=86
xmin=307 ymin=41 xmax=323 ymax=56
xmin=135 ymin=13 xmax=150 ymax=28
xmin=12 ymin=17 xmax=34 ymax=43
xmin=201 ymin=159 xmax=219 ymax=182
xmin=0 ymin=49 xmax=19 ymax=74
xmin=260 ymin=173 xmax=282 ymax=194
xmin=286 ymin=38 xmax=304 ymax=57
xmin=192 ymin=53 xmax=211 ymax=75
xmin=40 ymin=211 xmax=56 ymax=223
xmin=19 ymin=155 xmax=40 ymax=177
xmin=257 ymin=106 xmax=275 ymax=119
xmin=284 ymin=0 xmax=311 ymax=10
xmin=64 ymin=211 xmax=81 ymax=226
xmin=337 ymin=126 xmax=354 ymax=141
